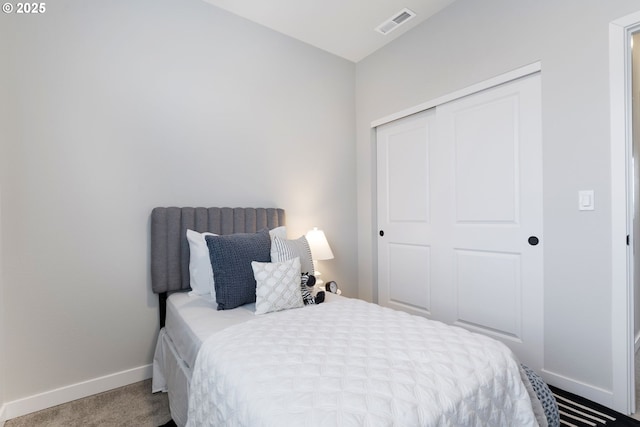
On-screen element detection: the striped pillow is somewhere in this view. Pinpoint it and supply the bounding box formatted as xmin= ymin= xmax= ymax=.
xmin=271 ymin=236 xmax=314 ymax=275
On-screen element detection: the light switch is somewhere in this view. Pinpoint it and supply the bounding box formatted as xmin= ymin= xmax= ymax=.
xmin=579 ymin=190 xmax=594 ymax=211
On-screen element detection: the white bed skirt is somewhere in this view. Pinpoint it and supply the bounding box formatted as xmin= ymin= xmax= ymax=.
xmin=153 ymin=328 xmax=190 ymax=427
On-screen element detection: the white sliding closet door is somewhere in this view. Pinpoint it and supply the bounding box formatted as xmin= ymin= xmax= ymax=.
xmin=377 ymin=74 xmax=543 ymax=370
xmin=377 ymin=109 xmax=437 ymax=318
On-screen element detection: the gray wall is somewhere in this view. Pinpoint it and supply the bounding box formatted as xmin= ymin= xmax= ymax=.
xmin=0 ymin=12 xmax=12 ymax=414
xmin=356 ymin=0 xmax=640 ymax=393
xmin=0 ymin=145 xmax=5 ymax=416
xmin=0 ymin=0 xmax=355 ymax=401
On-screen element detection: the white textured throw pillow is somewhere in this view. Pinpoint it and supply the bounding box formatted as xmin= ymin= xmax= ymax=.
xmin=271 ymin=235 xmax=314 ymax=275
xmin=186 ymin=229 xmax=217 ymax=298
xmin=252 ymin=257 xmax=303 ymax=315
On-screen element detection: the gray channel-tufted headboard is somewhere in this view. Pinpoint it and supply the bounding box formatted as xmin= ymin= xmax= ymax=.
xmin=150 ymin=207 xmax=286 ymax=326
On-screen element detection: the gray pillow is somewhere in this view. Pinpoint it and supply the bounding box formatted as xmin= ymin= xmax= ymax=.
xmin=206 ymin=229 xmax=271 ymax=310
xmin=271 ymin=235 xmax=314 ymax=275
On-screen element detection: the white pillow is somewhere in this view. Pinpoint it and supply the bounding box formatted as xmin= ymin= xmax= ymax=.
xmin=252 ymin=257 xmax=303 ymax=315
xmin=271 ymin=235 xmax=314 ymax=275
xmin=186 ymin=229 xmax=217 ymax=298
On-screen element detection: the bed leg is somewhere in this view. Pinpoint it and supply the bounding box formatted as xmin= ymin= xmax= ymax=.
xmin=159 ymin=292 xmax=168 ymax=329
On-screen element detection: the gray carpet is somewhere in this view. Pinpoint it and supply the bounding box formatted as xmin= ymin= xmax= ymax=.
xmin=4 ymin=379 xmax=171 ymax=427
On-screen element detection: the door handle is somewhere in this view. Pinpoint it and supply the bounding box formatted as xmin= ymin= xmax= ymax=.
xmin=379 ymin=230 xmax=385 ymax=237
xmin=528 ymin=236 xmax=539 ymax=246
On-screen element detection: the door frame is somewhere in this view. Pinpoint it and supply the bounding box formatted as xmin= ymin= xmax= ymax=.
xmin=610 ymin=10 xmax=640 ymax=415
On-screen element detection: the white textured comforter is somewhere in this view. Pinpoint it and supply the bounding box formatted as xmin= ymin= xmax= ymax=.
xmin=187 ymin=298 xmax=539 ymax=427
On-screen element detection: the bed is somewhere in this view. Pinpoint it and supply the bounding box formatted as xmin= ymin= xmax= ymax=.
xmin=150 ymin=207 xmax=555 ymax=427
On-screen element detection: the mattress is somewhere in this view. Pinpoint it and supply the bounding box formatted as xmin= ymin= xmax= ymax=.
xmin=164 ymin=292 xmax=257 ymax=369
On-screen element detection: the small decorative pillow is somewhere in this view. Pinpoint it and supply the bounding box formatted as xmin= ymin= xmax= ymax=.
xmin=186 ymin=229 xmax=218 ymax=298
xmin=252 ymin=258 xmax=303 ymax=315
xmin=206 ymin=229 xmax=271 ymax=310
xmin=271 ymin=236 xmax=314 ymax=275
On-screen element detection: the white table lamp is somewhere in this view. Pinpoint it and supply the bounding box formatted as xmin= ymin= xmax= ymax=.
xmin=305 ymin=227 xmax=334 ymax=287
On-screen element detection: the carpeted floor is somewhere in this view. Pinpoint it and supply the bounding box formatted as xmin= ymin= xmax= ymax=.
xmin=4 ymin=379 xmax=171 ymax=427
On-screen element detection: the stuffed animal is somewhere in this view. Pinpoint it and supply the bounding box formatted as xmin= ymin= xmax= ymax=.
xmin=301 ymin=272 xmax=325 ymax=304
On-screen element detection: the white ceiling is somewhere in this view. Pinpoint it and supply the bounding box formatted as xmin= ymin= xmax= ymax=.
xmin=201 ymin=0 xmax=457 ymax=63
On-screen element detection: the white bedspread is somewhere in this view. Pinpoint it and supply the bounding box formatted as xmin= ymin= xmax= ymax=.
xmin=187 ymin=298 xmax=539 ymax=427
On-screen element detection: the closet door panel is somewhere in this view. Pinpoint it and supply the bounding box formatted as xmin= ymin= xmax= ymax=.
xmin=377 ymin=110 xmax=435 ymax=317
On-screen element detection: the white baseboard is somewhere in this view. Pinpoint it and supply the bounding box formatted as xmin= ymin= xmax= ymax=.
xmin=3 ymin=364 xmax=152 ymax=422
xmin=542 ymin=368 xmax=614 ymax=408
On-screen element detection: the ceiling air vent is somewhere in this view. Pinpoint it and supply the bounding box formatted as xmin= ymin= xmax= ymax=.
xmin=375 ymin=8 xmax=416 ymax=35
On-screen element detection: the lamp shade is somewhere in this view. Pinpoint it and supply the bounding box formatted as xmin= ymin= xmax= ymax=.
xmin=305 ymin=227 xmax=334 ymax=261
